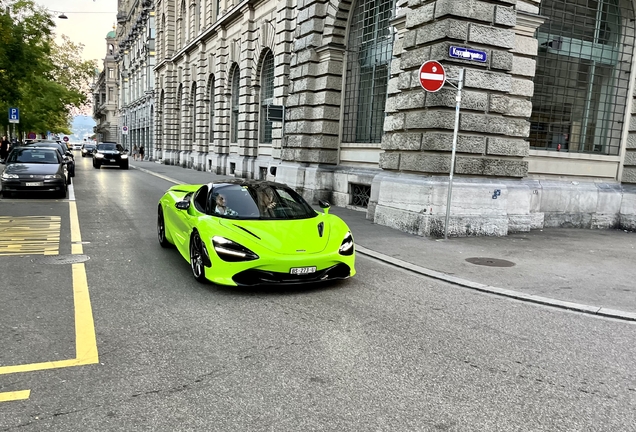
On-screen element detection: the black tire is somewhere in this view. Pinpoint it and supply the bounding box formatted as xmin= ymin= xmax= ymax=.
xmin=189 ymin=231 xmax=207 ymax=283
xmin=93 ymin=161 xmax=101 ymax=169
xmin=1 ymin=190 xmax=11 ymax=198
xmin=121 ymin=161 xmax=129 ymax=170
xmin=56 ymin=187 xmax=66 ymax=199
xmin=157 ymin=205 xmax=171 ymax=248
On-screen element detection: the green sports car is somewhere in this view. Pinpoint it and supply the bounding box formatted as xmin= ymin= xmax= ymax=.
xmin=157 ymin=179 xmax=356 ymax=286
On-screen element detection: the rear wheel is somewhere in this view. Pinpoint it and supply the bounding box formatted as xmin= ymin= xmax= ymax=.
xmin=190 ymin=231 xmax=207 ymax=283
xmin=157 ymin=205 xmax=171 ymax=248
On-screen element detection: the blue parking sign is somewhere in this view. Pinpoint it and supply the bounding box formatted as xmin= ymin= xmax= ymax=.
xmin=8 ymin=107 xmax=19 ymax=124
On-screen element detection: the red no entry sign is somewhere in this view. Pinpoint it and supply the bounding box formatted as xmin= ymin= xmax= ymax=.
xmin=419 ymin=60 xmax=446 ymax=92
xmin=63 ymin=136 xmax=69 ymax=142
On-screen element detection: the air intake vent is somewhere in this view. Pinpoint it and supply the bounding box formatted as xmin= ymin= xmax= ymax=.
xmin=350 ymin=183 xmax=370 ymax=208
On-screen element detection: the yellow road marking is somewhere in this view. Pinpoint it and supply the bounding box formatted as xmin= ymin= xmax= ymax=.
xmin=0 ymin=202 xmax=98 ymax=377
xmin=0 ymin=216 xmax=61 ymax=256
xmin=0 ymin=390 xmax=30 ymax=402
xmin=69 ymin=201 xmax=83 ymax=255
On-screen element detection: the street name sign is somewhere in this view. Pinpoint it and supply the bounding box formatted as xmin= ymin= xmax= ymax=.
xmin=449 ymin=46 xmax=487 ymax=63
xmin=419 ymin=61 xmax=446 ymax=92
xmin=8 ymin=107 xmax=19 ymax=124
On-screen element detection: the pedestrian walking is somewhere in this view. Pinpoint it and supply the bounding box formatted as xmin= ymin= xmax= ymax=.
xmin=132 ymin=145 xmax=139 ymax=161
xmin=139 ymin=145 xmax=145 ymax=161
xmin=0 ymin=135 xmax=9 ymax=163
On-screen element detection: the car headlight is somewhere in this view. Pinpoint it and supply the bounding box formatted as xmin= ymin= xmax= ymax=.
xmin=212 ymin=236 xmax=259 ymax=262
xmin=338 ymin=231 xmax=354 ymax=256
xmin=95 ymin=153 xmax=104 ymax=159
xmin=1 ymin=172 xmax=18 ymax=179
xmin=44 ymin=174 xmax=62 ymax=179
xmin=121 ymin=154 xmax=128 ymax=159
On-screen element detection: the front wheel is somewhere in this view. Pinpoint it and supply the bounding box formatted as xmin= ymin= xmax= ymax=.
xmin=190 ymin=231 xmax=207 ymax=283
xmin=157 ymin=205 xmax=171 ymax=248
xmin=120 ymin=161 xmax=129 ymax=169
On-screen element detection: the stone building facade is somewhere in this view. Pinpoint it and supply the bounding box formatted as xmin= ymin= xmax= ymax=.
xmin=92 ymin=31 xmax=119 ymax=142
xmin=115 ymin=0 xmax=156 ymax=159
xmin=153 ymin=0 xmax=636 ymax=237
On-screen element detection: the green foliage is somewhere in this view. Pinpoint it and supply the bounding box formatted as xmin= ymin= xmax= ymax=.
xmin=0 ymin=0 xmax=95 ymax=137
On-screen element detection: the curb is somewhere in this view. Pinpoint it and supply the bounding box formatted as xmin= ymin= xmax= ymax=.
xmin=356 ymin=245 xmax=636 ymax=322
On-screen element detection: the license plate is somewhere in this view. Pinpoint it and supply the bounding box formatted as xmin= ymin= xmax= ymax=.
xmin=25 ymin=182 xmax=43 ymax=186
xmin=109 ymin=159 xmax=116 ymax=162
xmin=290 ymin=266 xmax=316 ymax=275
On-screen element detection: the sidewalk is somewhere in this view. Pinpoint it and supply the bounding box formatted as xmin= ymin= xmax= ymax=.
xmin=133 ymin=161 xmax=636 ymax=320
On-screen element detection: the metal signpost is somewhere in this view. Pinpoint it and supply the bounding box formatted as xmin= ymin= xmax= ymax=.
xmin=443 ymin=69 xmax=464 ymax=240
xmin=419 ymin=61 xmax=464 ymax=240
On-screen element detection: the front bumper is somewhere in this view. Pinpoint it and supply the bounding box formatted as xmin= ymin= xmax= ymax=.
xmin=95 ymin=156 xmax=124 ymax=165
xmin=204 ymin=243 xmax=356 ymax=286
xmin=1 ymin=178 xmax=65 ymax=193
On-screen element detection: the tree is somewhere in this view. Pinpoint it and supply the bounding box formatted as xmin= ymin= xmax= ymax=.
xmin=0 ymin=0 xmax=95 ymax=137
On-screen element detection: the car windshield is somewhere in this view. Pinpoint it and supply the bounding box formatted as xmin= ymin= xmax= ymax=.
xmin=9 ymin=148 xmax=59 ymax=164
xmin=97 ymin=143 xmax=117 ymax=151
xmin=206 ymin=183 xmax=317 ymax=220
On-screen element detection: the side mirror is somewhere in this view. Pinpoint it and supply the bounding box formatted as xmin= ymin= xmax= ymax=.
xmin=318 ymin=199 xmax=330 ymax=209
xmin=175 ymin=200 xmax=190 ymax=210
xmin=318 ymin=199 xmax=330 ymax=214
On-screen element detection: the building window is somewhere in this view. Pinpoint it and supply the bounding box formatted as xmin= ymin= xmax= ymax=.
xmin=108 ymin=68 xmax=114 ymax=79
xmin=342 ymin=0 xmax=396 ymax=143
xmin=230 ymin=67 xmax=240 ymax=143
xmin=108 ymin=87 xmax=113 ymax=102
xmin=530 ymin=0 xmax=635 ymax=155
xmin=259 ymin=51 xmax=275 ymax=144
xmin=179 ymin=0 xmax=186 ymax=48
xmin=209 ymin=75 xmax=215 ymax=142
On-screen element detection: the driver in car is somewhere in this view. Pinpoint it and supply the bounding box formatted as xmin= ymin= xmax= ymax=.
xmin=214 ymin=194 xmax=238 ymax=216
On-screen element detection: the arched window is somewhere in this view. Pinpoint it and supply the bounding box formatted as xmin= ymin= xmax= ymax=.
xmin=208 ymin=75 xmax=215 ymax=142
xmin=342 ymin=0 xmax=396 ymax=143
xmin=191 ymin=82 xmax=197 ymax=144
xmin=179 ymin=0 xmax=186 ymax=48
xmin=259 ymin=51 xmax=275 ymax=144
xmin=230 ymin=67 xmax=240 ymax=144
xmin=530 ymin=0 xmax=635 ymax=155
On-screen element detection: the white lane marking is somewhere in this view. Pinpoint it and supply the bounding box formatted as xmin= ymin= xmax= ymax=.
xmin=68 ymin=182 xmax=75 ymax=201
xmin=131 ymin=165 xmax=183 ymax=185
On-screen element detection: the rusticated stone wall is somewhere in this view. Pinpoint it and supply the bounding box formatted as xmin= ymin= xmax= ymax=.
xmin=380 ymin=0 xmax=534 ymax=179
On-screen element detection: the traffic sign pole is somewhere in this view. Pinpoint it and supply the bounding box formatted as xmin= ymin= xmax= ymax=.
xmin=444 ymin=68 xmax=465 ymax=240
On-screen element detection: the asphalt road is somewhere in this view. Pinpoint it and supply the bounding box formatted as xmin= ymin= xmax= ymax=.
xmin=0 ymin=155 xmax=635 ymax=431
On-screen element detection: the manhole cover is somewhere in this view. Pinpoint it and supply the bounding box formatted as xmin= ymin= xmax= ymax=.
xmin=33 ymin=255 xmax=91 ymax=265
xmin=465 ymin=257 xmax=515 ymax=267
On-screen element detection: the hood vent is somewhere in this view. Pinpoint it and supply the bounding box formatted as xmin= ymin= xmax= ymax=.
xmin=233 ymin=224 xmax=261 ymax=240
xmin=317 ymin=222 xmax=324 ymax=237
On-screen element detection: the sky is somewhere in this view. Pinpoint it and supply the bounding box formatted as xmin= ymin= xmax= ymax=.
xmin=36 ymin=0 xmax=118 ymax=64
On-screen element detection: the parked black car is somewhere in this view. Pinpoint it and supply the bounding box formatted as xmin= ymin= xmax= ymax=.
xmin=1 ymin=147 xmax=69 ymax=198
xmin=22 ymin=141 xmax=75 ymax=178
xmin=81 ymin=143 xmax=96 ymax=157
xmin=93 ymin=142 xmax=129 ymax=169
